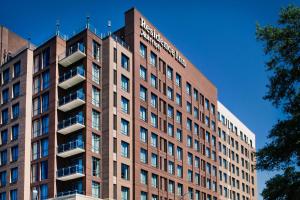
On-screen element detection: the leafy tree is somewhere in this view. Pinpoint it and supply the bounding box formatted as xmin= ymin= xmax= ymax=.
xmin=256 ymin=5 xmax=300 ymax=200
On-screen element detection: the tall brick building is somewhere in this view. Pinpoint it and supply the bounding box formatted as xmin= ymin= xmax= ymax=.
xmin=0 ymin=8 xmax=256 ymax=200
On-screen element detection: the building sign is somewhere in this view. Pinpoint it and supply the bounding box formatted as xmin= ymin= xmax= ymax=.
xmin=140 ymin=17 xmax=187 ymax=67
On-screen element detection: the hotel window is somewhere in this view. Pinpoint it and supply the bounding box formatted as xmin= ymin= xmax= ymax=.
xmin=150 ymin=93 xmax=157 ymax=108
xmin=193 ymin=89 xmax=198 ymax=101
xmin=11 ymin=146 xmax=18 ymax=162
xmin=168 ymin=143 xmax=174 ymax=156
xmin=34 ymin=54 xmax=40 ymax=73
xmin=205 ymin=116 xmax=210 ymax=127
xmin=211 ymin=103 xmax=215 ymax=115
xmin=10 ymin=189 xmax=17 ymax=200
xmin=121 ymin=97 xmax=129 ymax=114
xmin=93 ymin=41 xmax=101 ymax=61
xmin=42 ymin=115 xmax=49 ymax=134
xmin=194 ymin=107 xmax=199 ymax=119
xmin=176 ymin=111 xmax=182 ymax=124
xmin=186 ymin=102 xmax=192 ymax=113
xmin=177 ymin=165 xmax=183 ymax=178
xmin=13 ymin=62 xmax=20 ymax=78
xmin=121 ymin=75 xmax=129 ymax=92
xmin=0 ymin=150 xmax=7 ymax=166
xmin=167 ymin=66 xmax=173 ymax=80
xmin=40 ymin=184 xmax=48 ymax=200
xmin=150 ymin=52 xmax=157 ymax=67
xmin=42 ymin=70 xmax=50 ymax=89
xmin=206 ymin=147 xmax=211 ymax=158
xmin=195 ymin=173 xmax=200 ymax=185
xmin=92 ymin=133 xmax=100 ymax=153
xmin=151 ymin=133 xmax=158 ymax=148
xmin=121 ymin=53 xmax=129 ymax=70
xmin=151 ymin=153 xmax=158 ymax=167
xmin=140 ymin=65 xmax=147 ymax=80
xmin=151 ymin=113 xmax=157 ymax=128
xmin=175 ymin=73 xmax=181 ymax=87
xmin=31 ymin=164 xmax=38 ymax=182
xmin=2 ymin=68 xmax=9 ymax=84
xmin=186 ymin=118 xmax=192 ymax=131
xmin=33 ymin=76 xmax=41 ymax=94
xmin=40 ymin=160 xmax=48 ymax=180
xmin=121 ymin=163 xmax=130 ymax=180
xmin=140 ymin=170 xmax=148 ymax=185
xmin=167 ymin=123 xmax=174 ymax=137
xmin=168 ymin=161 xmax=174 ymax=174
xmin=1 ymin=108 xmax=8 ymax=125
xmin=113 ymin=47 xmax=117 ymax=63
xmin=176 ymin=129 xmax=182 ymax=142
xmin=140 ymin=148 xmax=147 ymax=163
xmin=176 ymin=93 xmax=182 ymax=106
xmin=140 ymin=107 xmax=147 ymax=121
xmin=205 ymin=98 xmax=210 ymax=110
xmin=194 ymin=140 xmax=199 ymax=151
xmin=187 ymin=153 xmax=193 ymax=166
xmin=121 ymin=141 xmax=129 ymax=158
xmin=195 ymin=157 xmax=200 ymax=168
xmin=177 ymin=147 xmax=183 ymax=161
xmin=92 ymin=86 xmax=100 ymax=107
xmin=42 ymin=48 xmax=50 ymax=68
xmin=1 ymin=130 xmax=8 ymax=145
xmin=168 ymin=180 xmax=174 ymax=193
xmin=121 ymin=187 xmax=129 ymax=200
xmin=92 ymin=157 xmax=100 ymax=177
xmin=187 ymin=136 xmax=192 ymax=148
xmin=41 ymin=138 xmax=48 ymax=157
xmin=92 ymin=110 xmax=100 ymax=130
xmin=0 ymin=171 xmax=6 ymax=187
xmin=205 ymin=131 xmax=211 ymax=143
xmin=194 ymin=123 xmax=199 ymax=135
xmin=187 ymin=170 xmax=193 ymax=182
xmin=167 ymin=87 xmax=173 ymax=100
xmin=121 ymin=119 xmax=129 ymax=136
xmin=151 ymin=174 xmax=158 ymax=188
xmin=10 ymin=167 xmax=18 ymax=184
xmin=33 ymin=97 xmax=40 ymax=116
xmin=92 ymin=63 xmax=100 ymax=84
xmin=12 ymin=103 xmax=19 ymax=119
xmin=177 ymin=184 xmax=183 ymax=196
xmin=32 ymin=142 xmax=39 ymax=160
xmin=140 ymin=85 xmax=147 ymax=101
xmin=42 ymin=92 xmax=49 ymax=112
xmin=2 ymin=88 xmax=9 ymax=104
xmin=140 ymin=127 xmax=147 ymax=143
xmin=11 ymin=124 xmax=18 ymax=141
xmin=167 ymin=105 xmax=174 ymax=118
xmin=140 ymin=43 xmax=147 ymax=58
xmin=186 ymin=82 xmax=191 ymax=95
xmin=150 ymin=74 xmax=157 ymax=88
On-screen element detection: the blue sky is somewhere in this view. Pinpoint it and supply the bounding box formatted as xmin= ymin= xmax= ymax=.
xmin=1 ymin=0 xmax=299 ymax=199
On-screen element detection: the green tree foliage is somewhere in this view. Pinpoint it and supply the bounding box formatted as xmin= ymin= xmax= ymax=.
xmin=256 ymin=5 xmax=300 ymax=200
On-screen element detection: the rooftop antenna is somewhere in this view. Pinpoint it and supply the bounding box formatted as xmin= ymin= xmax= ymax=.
xmin=56 ymin=20 xmax=60 ymax=36
xmin=108 ymin=20 xmax=111 ymax=36
xmin=86 ymin=15 xmax=90 ymax=29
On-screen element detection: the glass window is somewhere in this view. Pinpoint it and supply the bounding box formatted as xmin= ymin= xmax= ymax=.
xmin=41 ymin=138 xmax=48 ymax=157
xmin=40 ymin=160 xmax=48 ymax=180
xmin=168 ymin=161 xmax=174 ymax=174
xmin=13 ymin=62 xmax=20 ymax=78
xmin=42 ymin=70 xmax=50 ymax=89
xmin=176 ymin=93 xmax=182 ymax=106
xmin=121 ymin=187 xmax=129 ymax=200
xmin=12 ymin=82 xmax=20 ymax=98
xmin=0 ymin=150 xmax=7 ymax=166
xmin=151 ymin=153 xmax=158 ymax=167
xmin=121 ymin=163 xmax=130 ymax=180
xmin=1 ymin=109 xmax=8 ymax=125
xmin=167 ymin=87 xmax=173 ymax=100
xmin=32 ymin=142 xmax=39 ymax=160
xmin=33 ymin=97 xmax=41 ymax=116
xmin=150 ymin=113 xmax=157 ymax=128
xmin=121 ymin=75 xmax=129 ymax=92
xmin=42 ymin=92 xmax=49 ymax=112
xmin=92 ymin=110 xmax=100 ymax=130
xmin=92 ymin=86 xmax=100 ymax=107
xmin=11 ymin=124 xmax=19 ymax=141
xmin=1 ymin=130 xmax=8 ymax=145
xmin=93 ymin=41 xmax=101 ymax=61
xmin=10 ymin=189 xmax=17 ymax=200
xmin=121 ymin=141 xmax=129 ymax=158
xmin=177 ymin=147 xmax=183 ymax=161
xmin=151 ymin=133 xmax=158 ymax=148
xmin=177 ymin=165 xmax=183 ymax=178
xmin=140 ymin=43 xmax=147 ymax=58
xmin=121 ymin=54 xmax=129 ymax=70
xmin=150 ymin=52 xmax=157 ymax=67
xmin=140 ymin=107 xmax=147 ymax=121
xmin=92 ymin=157 xmax=100 ymax=177
xmin=175 ymin=73 xmax=181 ymax=87
xmin=151 ymin=174 xmax=158 ymax=188
xmin=12 ymin=103 xmax=20 ymax=119
xmin=121 ymin=97 xmax=129 ymax=114
xmin=186 ymin=82 xmax=191 ymax=95
xmin=91 ymin=181 xmax=100 ymax=198
xmin=11 ymin=146 xmax=18 ymax=162
xmin=33 ymin=76 xmax=41 ymax=94
xmin=150 ymin=74 xmax=157 ymax=88
xmin=0 ymin=171 xmax=6 ymax=187
xmin=42 ymin=48 xmax=50 ymax=68
xmin=150 ymin=93 xmax=157 ymax=108
xmin=176 ymin=129 xmax=182 ymax=142
xmin=40 ymin=184 xmax=48 ymax=200
xmin=140 ymin=65 xmax=147 ymax=80
xmin=92 ymin=63 xmax=100 ymax=84
xmin=10 ymin=167 xmax=18 ymax=183
xmin=121 ymin=119 xmax=129 ymax=136
xmin=140 ymin=170 xmax=148 ymax=185
xmin=2 ymin=68 xmax=9 ymax=84
xmin=140 ymin=127 xmax=147 ymax=143
xmin=167 ymin=66 xmax=173 ymax=80
xmin=140 ymin=85 xmax=147 ymax=101
xmin=92 ymin=133 xmax=100 ymax=153
xmin=140 ymin=148 xmax=147 ymax=163
xmin=2 ymin=88 xmax=9 ymax=104
xmin=42 ymin=115 xmax=49 ymax=134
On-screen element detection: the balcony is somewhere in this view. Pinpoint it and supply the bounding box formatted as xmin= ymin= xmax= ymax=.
xmin=59 ymin=43 xmax=86 ymax=67
xmin=58 ymin=66 xmax=85 ymax=89
xmin=58 ymin=91 xmax=85 ymax=112
xmin=57 ymin=140 xmax=85 ymax=158
xmin=57 ymin=115 xmax=85 ymax=135
xmin=57 ymin=165 xmax=84 ymax=181
xmin=56 ymin=190 xmax=83 ymax=198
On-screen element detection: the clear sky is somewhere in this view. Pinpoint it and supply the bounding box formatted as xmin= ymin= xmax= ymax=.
xmin=1 ymin=0 xmax=299 ymax=199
